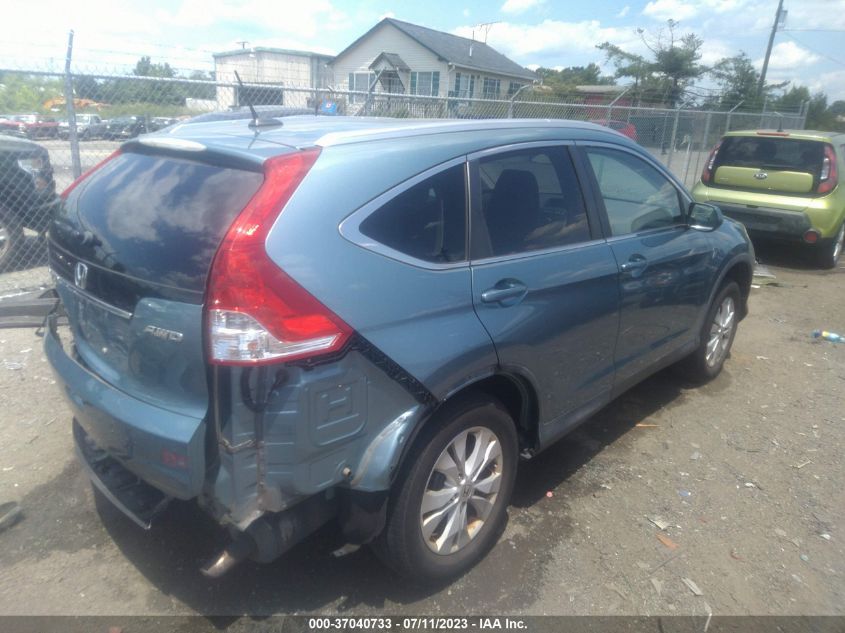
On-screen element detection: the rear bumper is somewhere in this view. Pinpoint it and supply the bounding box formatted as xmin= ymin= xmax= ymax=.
xmin=73 ymin=419 xmax=171 ymax=528
xmin=717 ymin=204 xmax=812 ymax=242
xmin=44 ymin=318 xmax=207 ymax=500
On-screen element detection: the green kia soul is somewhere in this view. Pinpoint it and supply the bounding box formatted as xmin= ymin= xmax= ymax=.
xmin=692 ymin=129 xmax=845 ymax=268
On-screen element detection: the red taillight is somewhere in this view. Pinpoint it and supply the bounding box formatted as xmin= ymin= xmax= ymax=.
xmin=61 ymin=149 xmax=122 ymax=199
xmin=701 ymin=140 xmax=722 ymax=184
xmin=817 ymin=144 xmax=838 ymax=195
xmin=206 ymin=147 xmax=352 ymax=366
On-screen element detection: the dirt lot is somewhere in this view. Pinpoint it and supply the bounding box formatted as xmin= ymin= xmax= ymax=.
xmin=0 ymin=245 xmax=843 ymax=619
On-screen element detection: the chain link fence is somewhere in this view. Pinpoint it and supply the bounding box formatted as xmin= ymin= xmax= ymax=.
xmin=0 ymin=60 xmax=806 ymax=293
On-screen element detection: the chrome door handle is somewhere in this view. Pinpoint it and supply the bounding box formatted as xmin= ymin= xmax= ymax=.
xmin=481 ymin=281 xmax=528 ymax=304
xmin=620 ymin=255 xmax=648 ymax=273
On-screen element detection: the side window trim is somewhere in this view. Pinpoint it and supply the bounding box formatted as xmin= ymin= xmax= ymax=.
xmin=338 ymin=156 xmax=470 ymax=271
xmin=574 ymin=142 xmax=692 ymax=240
xmin=468 ymin=141 xmax=598 ymax=262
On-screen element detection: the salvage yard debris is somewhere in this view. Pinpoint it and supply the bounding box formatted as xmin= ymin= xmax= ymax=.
xmin=647 ymin=516 xmax=671 ymax=531
xmin=0 ymin=501 xmax=22 ymax=533
xmin=681 ymin=577 xmax=704 ymax=596
xmin=656 ymin=533 xmax=679 ymax=550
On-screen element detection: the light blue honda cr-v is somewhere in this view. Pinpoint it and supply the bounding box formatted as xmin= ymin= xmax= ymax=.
xmin=45 ymin=115 xmax=754 ymax=582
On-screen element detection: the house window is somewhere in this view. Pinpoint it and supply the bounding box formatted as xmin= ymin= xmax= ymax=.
xmin=507 ymin=82 xmax=523 ymax=97
xmin=410 ymin=71 xmax=440 ymax=96
xmin=349 ymin=72 xmax=376 ymax=103
xmin=482 ymin=77 xmax=501 ymax=99
xmin=454 ymin=73 xmax=476 ymax=98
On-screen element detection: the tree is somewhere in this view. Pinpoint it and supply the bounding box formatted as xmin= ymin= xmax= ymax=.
xmin=830 ymin=100 xmax=845 ymax=117
xmin=598 ymin=19 xmax=705 ymax=106
xmin=535 ymin=64 xmax=614 ymax=91
xmin=708 ymin=52 xmax=761 ymax=110
xmin=133 ymin=56 xmax=175 ymax=79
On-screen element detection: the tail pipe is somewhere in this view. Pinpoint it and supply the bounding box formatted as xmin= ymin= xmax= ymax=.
xmin=200 ymin=492 xmax=338 ymax=578
xmin=200 ymin=533 xmax=255 ymax=578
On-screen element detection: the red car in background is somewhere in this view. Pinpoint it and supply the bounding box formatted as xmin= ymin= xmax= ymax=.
xmin=590 ymin=119 xmax=638 ymax=142
xmin=0 ymin=114 xmax=60 ymax=139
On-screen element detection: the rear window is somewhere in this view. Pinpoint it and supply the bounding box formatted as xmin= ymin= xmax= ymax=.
xmin=359 ymin=164 xmax=467 ymax=263
xmin=716 ymin=136 xmax=825 ymax=175
xmin=58 ymin=151 xmax=263 ymax=291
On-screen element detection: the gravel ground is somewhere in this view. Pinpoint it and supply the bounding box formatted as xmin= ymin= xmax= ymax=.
xmin=0 ymin=245 xmax=843 ymax=619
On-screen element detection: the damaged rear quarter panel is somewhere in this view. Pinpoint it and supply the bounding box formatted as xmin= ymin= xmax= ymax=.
xmin=209 ymin=350 xmax=423 ymax=525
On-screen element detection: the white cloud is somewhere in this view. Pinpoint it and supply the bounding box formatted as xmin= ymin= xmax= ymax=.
xmin=643 ymin=0 xmax=751 ymax=22
xmin=642 ymin=0 xmax=699 ymax=21
xmin=778 ymin=0 xmax=845 ymax=30
xmin=806 ymin=70 xmax=845 ymax=101
xmin=616 ymin=5 xmax=630 ymax=18
xmin=698 ymin=39 xmax=734 ymax=66
xmin=379 ymin=11 xmax=396 ymax=21
xmin=155 ymin=0 xmax=348 ymax=37
xmin=453 ymin=19 xmax=644 ymax=70
xmin=757 ymin=41 xmax=820 ymax=71
xmin=501 ymin=0 xmax=545 ymax=15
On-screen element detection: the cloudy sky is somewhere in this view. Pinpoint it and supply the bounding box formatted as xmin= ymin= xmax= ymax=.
xmin=1 ymin=0 xmax=843 ymax=100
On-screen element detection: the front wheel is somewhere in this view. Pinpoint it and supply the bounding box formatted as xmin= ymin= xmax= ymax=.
xmin=681 ymin=281 xmax=740 ymax=382
xmin=817 ymin=221 xmax=844 ymax=269
xmin=373 ymin=395 xmax=518 ymax=582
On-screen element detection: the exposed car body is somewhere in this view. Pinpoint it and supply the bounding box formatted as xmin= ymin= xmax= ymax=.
xmin=0 ymin=114 xmax=60 ymax=139
xmin=0 ymin=135 xmax=59 ymax=268
xmin=692 ymin=129 xmax=845 ymax=268
xmin=589 ymin=118 xmax=638 ymax=141
xmin=46 ymin=116 xmax=753 ymax=581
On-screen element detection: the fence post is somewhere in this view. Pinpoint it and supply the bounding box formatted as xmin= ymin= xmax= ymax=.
xmin=605 ymin=87 xmax=629 ymax=122
xmin=725 ymin=100 xmax=744 ymax=134
xmin=696 ymin=112 xmax=712 ymax=174
xmin=63 ymin=30 xmax=81 ymax=180
xmin=666 ymin=108 xmax=680 ymax=169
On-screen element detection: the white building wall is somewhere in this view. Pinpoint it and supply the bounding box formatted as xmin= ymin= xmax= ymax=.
xmin=330 ymin=22 xmax=449 ymax=97
xmin=214 ymin=51 xmax=327 ymax=109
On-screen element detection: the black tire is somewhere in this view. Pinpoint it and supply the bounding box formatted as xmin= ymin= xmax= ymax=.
xmin=372 ymin=394 xmax=518 ymax=582
xmin=816 ymin=221 xmax=844 ymax=270
xmin=681 ymin=281 xmax=741 ymax=382
xmin=0 ymin=211 xmax=24 ymax=271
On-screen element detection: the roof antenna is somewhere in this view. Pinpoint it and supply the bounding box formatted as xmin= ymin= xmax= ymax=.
xmin=234 ymin=70 xmax=282 ymax=130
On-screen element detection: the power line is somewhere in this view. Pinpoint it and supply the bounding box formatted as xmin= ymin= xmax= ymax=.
xmin=783 ymin=32 xmax=845 ymax=68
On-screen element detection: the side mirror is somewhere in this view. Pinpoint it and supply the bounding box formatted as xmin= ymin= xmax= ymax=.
xmin=688 ymin=202 xmax=723 ymax=232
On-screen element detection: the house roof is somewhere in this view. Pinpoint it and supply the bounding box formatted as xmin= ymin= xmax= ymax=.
xmin=213 ymin=47 xmax=333 ymax=60
xmin=331 ymin=18 xmax=536 ymax=82
xmin=369 ymin=52 xmax=411 ymax=72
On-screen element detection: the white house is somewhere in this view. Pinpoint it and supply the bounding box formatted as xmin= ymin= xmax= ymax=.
xmin=329 ymin=18 xmax=536 ymax=102
xmin=213 ymin=47 xmax=333 ymax=110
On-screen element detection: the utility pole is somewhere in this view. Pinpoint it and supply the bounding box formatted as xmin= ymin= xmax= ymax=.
xmin=758 ymin=0 xmax=785 ymax=95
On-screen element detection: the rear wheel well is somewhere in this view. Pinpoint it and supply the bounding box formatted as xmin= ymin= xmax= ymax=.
xmin=424 ymin=374 xmax=539 ymax=455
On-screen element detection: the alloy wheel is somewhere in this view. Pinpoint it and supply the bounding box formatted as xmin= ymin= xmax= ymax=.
xmin=419 ymin=426 xmax=503 ymax=555
xmin=706 ymin=295 xmax=735 ymax=367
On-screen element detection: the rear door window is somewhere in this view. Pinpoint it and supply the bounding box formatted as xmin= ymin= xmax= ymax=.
xmin=473 ymin=147 xmax=591 ymax=257
xmin=585 ymin=147 xmax=684 ymax=236
xmin=359 ymin=164 xmax=467 ymax=263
